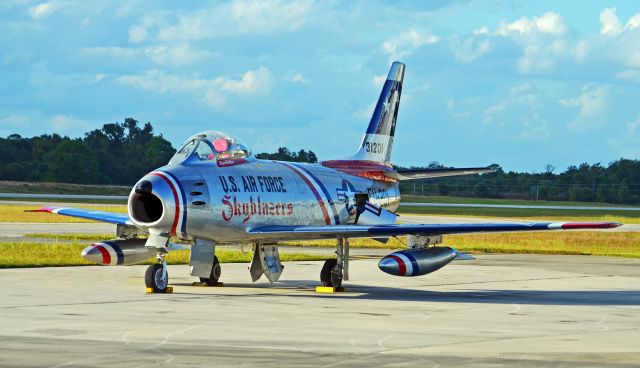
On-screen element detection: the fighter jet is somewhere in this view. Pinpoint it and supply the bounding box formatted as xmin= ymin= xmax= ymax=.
xmin=35 ymin=62 xmax=621 ymax=292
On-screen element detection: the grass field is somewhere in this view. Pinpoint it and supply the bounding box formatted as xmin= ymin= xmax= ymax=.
xmin=0 ymin=181 xmax=130 ymax=195
xmin=286 ymin=232 xmax=640 ymax=257
xmin=2 ymin=230 xmax=638 ymax=268
xmin=0 ymin=197 xmax=127 ymax=205
xmin=0 ymin=203 xmax=127 ymax=223
xmin=32 ymin=232 xmax=637 ymax=258
xmin=0 ymin=242 xmax=327 ymax=268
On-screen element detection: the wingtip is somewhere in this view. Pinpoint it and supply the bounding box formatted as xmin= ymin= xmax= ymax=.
xmin=24 ymin=207 xmax=55 ymax=213
xmin=560 ymin=222 xmax=623 ymax=229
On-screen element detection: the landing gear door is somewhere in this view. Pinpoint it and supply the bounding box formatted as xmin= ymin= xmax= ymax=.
xmin=250 ymin=244 xmax=283 ymax=283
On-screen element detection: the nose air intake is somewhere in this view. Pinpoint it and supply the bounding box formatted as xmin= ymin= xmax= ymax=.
xmin=130 ymin=180 xmax=163 ymax=223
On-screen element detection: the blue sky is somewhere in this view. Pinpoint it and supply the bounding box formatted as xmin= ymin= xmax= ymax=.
xmin=1 ymin=0 xmax=639 ymax=172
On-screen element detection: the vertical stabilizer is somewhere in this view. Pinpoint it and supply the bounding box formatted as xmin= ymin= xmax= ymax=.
xmin=351 ymin=61 xmax=405 ymax=164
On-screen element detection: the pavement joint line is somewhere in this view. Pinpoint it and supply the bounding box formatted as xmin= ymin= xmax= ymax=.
xmin=425 ymin=274 xmax=599 ymax=287
xmin=380 ymin=326 xmax=640 ymax=354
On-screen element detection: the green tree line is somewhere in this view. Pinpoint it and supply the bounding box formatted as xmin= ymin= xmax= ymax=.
xmin=2 ymin=120 xmax=638 ymax=204
xmin=398 ymin=161 xmax=640 ymax=204
xmin=0 ymin=118 xmax=175 ymax=185
xmin=0 ymin=119 xmax=318 ymax=185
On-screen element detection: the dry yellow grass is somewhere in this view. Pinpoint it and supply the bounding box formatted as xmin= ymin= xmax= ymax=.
xmin=0 ymin=204 xmax=127 ymax=223
xmin=0 ymin=242 xmax=327 ymax=268
xmin=285 ymin=231 xmax=640 ymax=258
xmin=444 ymin=231 xmax=640 ymax=258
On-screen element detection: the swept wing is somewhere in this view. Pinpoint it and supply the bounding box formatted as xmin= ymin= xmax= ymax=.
xmin=247 ymin=221 xmax=620 ymax=240
xmin=29 ymin=207 xmax=133 ymax=226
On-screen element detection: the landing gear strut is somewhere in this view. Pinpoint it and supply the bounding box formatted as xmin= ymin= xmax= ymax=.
xmin=320 ymin=238 xmax=349 ymax=288
xmin=145 ymin=252 xmax=168 ymax=292
xmin=199 ymin=256 xmax=221 ymax=286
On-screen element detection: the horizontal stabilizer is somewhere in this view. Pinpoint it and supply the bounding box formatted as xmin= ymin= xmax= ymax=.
xmin=395 ymin=167 xmax=493 ymax=180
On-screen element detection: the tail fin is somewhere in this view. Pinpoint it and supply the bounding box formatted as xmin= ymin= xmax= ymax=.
xmin=351 ymin=61 xmax=405 ymax=164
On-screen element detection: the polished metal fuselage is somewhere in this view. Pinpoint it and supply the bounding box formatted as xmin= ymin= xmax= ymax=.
xmin=134 ymin=159 xmax=400 ymax=244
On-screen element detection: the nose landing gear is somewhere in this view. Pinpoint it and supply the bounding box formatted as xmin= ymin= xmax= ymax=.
xmin=145 ymin=252 xmax=171 ymax=293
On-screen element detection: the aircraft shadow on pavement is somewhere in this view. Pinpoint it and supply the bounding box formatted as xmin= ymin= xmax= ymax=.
xmin=173 ymin=280 xmax=640 ymax=306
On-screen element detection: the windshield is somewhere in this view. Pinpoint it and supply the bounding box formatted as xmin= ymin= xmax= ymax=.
xmin=168 ymin=131 xmax=253 ymax=165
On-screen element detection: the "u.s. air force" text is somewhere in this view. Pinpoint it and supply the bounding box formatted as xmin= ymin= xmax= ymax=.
xmin=218 ymin=175 xmax=286 ymax=193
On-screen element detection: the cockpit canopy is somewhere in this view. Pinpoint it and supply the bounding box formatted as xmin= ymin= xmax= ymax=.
xmin=169 ymin=131 xmax=253 ymax=165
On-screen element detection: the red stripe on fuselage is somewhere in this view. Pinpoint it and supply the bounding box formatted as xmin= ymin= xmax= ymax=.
xmin=95 ymin=244 xmax=111 ymax=265
xmin=388 ymin=255 xmax=406 ymax=276
xmin=280 ymin=163 xmax=331 ymax=225
xmin=151 ymin=172 xmax=179 ymax=236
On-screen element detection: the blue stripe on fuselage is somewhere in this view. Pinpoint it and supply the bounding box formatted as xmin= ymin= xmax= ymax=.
xmin=293 ymin=163 xmax=340 ymax=225
xmin=162 ymin=170 xmax=188 ymax=236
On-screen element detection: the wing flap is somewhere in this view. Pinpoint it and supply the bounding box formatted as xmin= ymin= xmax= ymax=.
xmin=28 ymin=207 xmax=132 ymax=226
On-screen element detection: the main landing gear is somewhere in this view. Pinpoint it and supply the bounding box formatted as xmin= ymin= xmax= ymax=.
xmin=199 ymin=256 xmax=221 ymax=286
xmin=320 ymin=238 xmax=350 ymax=288
xmin=145 ymin=252 xmax=169 ymax=293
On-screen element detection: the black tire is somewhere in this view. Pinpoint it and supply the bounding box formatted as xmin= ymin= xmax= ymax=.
xmin=199 ymin=256 xmax=221 ymax=286
xmin=145 ymin=264 xmax=168 ymax=292
xmin=320 ymin=259 xmax=342 ymax=288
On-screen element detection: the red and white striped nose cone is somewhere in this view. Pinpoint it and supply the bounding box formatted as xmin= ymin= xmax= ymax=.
xmin=378 ymin=247 xmax=459 ymax=277
xmin=378 ymin=256 xmax=402 ymax=276
xmin=81 ymin=243 xmax=113 ymax=265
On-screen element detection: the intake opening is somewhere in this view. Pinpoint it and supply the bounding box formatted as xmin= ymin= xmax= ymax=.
xmin=130 ymin=192 xmax=163 ymax=223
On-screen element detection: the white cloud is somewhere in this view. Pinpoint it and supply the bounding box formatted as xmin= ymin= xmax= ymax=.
xmin=560 ymin=84 xmax=609 ymax=132
xmin=49 ymin=115 xmax=91 ymax=134
xmin=28 ymin=1 xmax=58 ymax=19
xmin=473 ymin=12 xmax=578 ymax=74
xmin=221 ymin=67 xmax=272 ymax=94
xmin=615 ymin=69 xmax=640 ymax=83
xmin=353 ymin=102 xmax=376 ymax=121
xmin=145 ymin=43 xmax=216 ymax=66
xmin=450 ymin=36 xmax=491 ymax=63
xmin=372 ymin=74 xmax=386 ymax=87
xmin=627 ymin=115 xmax=640 ymax=134
xmin=382 ymin=29 xmax=439 ymax=61
xmin=496 ymin=12 xmax=566 ymax=37
xmin=1 ymin=115 xmax=29 ymax=126
xmin=473 ymin=26 xmax=490 ymax=36
xmin=117 ymin=67 xmax=273 ymax=108
xmin=128 ymin=25 xmax=148 ymax=44
xmin=626 ymin=13 xmax=640 ymax=30
xmin=600 ymin=7 xmax=622 ymax=36
xmin=482 ymin=83 xmax=544 ymax=136
xmin=157 ymin=0 xmax=313 ymax=41
xmin=287 ymin=72 xmax=310 ymax=84
xmin=81 ymin=46 xmax=141 ymax=59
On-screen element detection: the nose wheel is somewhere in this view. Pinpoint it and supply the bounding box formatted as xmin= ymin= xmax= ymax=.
xmin=145 ymin=254 xmax=169 ymax=293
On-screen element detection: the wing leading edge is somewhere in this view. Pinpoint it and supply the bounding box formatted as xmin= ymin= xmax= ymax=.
xmin=248 ymin=221 xmax=621 ymax=240
xmin=29 ymin=207 xmax=132 ymax=226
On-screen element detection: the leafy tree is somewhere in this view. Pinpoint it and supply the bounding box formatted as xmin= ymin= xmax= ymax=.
xmin=44 ymin=140 xmax=100 ymax=184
